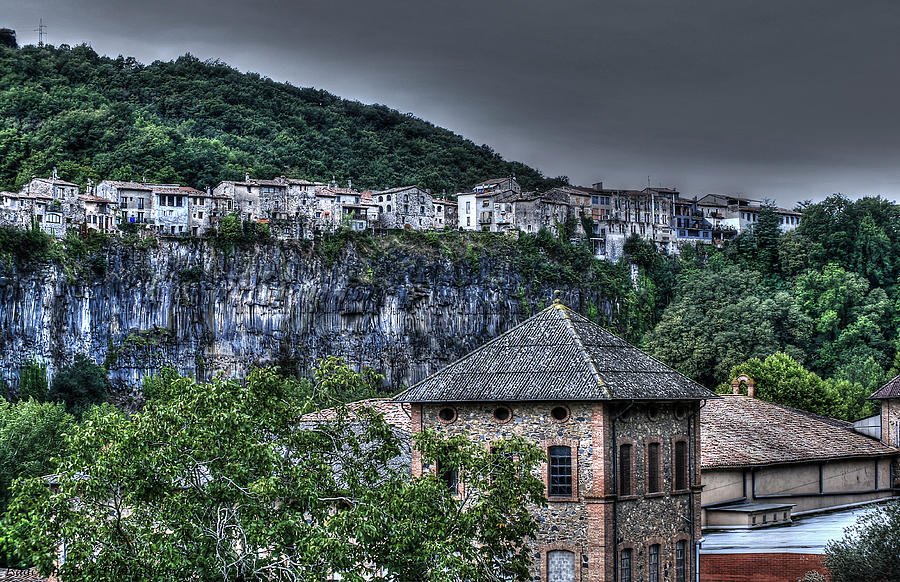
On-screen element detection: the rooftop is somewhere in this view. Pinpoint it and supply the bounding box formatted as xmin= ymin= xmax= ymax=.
xmin=702 ymin=504 xmax=881 ymax=555
xmin=396 ymin=302 xmax=714 ymax=403
xmin=871 ymin=374 xmax=900 ymax=399
xmin=700 ymin=395 xmax=897 ymax=469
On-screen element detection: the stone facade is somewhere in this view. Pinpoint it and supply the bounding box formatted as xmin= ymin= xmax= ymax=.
xmin=411 ymin=400 xmax=702 ymax=581
xmin=372 ymin=186 xmax=435 ymax=230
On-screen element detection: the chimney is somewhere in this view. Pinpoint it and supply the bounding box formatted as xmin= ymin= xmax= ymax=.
xmin=245 ymin=173 xmax=250 ymax=183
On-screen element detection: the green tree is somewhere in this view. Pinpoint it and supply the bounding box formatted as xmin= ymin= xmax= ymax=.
xmin=825 ymin=502 xmax=900 ymax=582
xmin=645 ymin=265 xmax=790 ymax=386
xmin=2 ymin=365 xmax=545 ymax=580
xmin=17 ymin=361 xmax=48 ymax=402
xmin=48 ymin=354 xmax=109 ymax=416
xmin=727 ymin=352 xmax=875 ymax=421
xmin=0 ymin=399 xmax=72 ymax=567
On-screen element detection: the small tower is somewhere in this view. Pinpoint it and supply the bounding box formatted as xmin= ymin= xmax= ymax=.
xmin=396 ymin=302 xmax=715 ymax=582
xmin=872 ymin=375 xmax=900 ymax=447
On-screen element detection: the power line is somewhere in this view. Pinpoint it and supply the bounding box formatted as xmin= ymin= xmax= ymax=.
xmin=35 ymin=17 xmax=46 ymax=47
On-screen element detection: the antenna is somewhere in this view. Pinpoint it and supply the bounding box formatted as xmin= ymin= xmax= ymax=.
xmin=35 ymin=18 xmax=46 ymax=47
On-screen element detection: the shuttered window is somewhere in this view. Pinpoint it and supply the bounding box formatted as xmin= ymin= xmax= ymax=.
xmin=619 ymin=444 xmax=632 ymax=496
xmin=674 ymin=440 xmax=688 ymax=491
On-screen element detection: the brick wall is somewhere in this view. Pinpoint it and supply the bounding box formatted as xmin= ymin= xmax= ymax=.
xmin=700 ymin=553 xmax=829 ymax=582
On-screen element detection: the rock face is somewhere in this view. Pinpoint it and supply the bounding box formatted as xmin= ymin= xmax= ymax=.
xmin=0 ymin=239 xmax=616 ymax=392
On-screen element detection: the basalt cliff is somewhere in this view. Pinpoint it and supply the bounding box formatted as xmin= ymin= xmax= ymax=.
xmin=1 ymin=234 xmax=629 ymax=393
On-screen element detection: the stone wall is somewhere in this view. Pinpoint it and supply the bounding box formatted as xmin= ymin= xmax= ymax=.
xmin=612 ymin=402 xmax=701 ymax=582
xmin=414 ymin=400 xmax=702 ymax=582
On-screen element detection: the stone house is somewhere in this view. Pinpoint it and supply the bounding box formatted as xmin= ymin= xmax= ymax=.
xmin=594 ymin=188 xmax=677 ymax=261
xmin=372 ymin=186 xmax=435 ymax=230
xmin=700 ymin=378 xmax=899 ymax=529
xmin=493 ymin=190 xmax=570 ymax=235
xmin=472 ymin=176 xmax=522 ymax=195
xmin=871 ymin=374 xmax=900 ymax=477
xmin=212 ymin=175 xmax=267 ymax=223
xmin=20 ymin=173 xmax=82 ymax=238
xmin=396 ymin=301 xmax=714 ymax=582
xmin=431 ymin=198 xmax=457 ymax=230
xmin=695 ymin=194 xmax=801 ymax=237
xmin=314 ymin=186 xmax=361 ymax=232
xmin=96 ymin=181 xmax=155 ymax=227
xmin=672 ymin=197 xmax=714 ymax=246
xmin=152 ymin=185 xmax=190 ymax=235
xmin=0 ymin=191 xmax=34 ymax=228
xmin=79 ymin=193 xmax=117 ymax=234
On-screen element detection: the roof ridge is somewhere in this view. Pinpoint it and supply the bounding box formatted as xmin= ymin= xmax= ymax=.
xmin=564 ymin=307 xmax=715 ymax=396
xmin=393 ymin=303 xmax=560 ymax=400
xmin=556 ymin=304 xmax=610 ymax=398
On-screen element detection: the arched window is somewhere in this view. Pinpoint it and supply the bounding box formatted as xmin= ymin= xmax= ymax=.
xmin=547 ymin=550 xmax=575 ymax=582
xmin=548 ymin=446 xmax=572 ymax=497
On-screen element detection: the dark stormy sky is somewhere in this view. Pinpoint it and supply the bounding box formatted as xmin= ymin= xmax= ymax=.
xmin=3 ymin=0 xmax=900 ymax=205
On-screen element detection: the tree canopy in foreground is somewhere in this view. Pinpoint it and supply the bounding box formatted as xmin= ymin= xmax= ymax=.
xmin=825 ymin=502 xmax=900 ymax=582
xmin=0 ymin=365 xmax=545 ymax=581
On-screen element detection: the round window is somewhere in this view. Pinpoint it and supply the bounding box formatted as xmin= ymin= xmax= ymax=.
xmin=647 ymin=405 xmax=660 ymax=421
xmin=493 ymin=405 xmax=512 ymax=423
xmin=550 ymin=406 xmax=570 ymax=422
xmin=674 ymin=404 xmax=690 ymax=420
xmin=438 ymin=407 xmax=457 ymax=423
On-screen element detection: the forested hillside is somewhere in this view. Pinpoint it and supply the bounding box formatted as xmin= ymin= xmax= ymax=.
xmin=642 ymin=195 xmax=900 ymax=420
xmin=0 ymin=44 xmax=565 ymax=193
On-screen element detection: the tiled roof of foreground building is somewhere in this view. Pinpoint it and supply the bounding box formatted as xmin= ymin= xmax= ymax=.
xmin=0 ymin=569 xmax=46 ymax=581
xmin=871 ymin=374 xmax=900 ymax=399
xmin=701 ymin=395 xmax=898 ymax=468
xmin=396 ymin=302 xmax=714 ymax=403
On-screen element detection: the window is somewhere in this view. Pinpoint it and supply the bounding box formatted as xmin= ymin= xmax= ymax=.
xmin=438 ymin=407 xmax=457 ymax=423
xmin=548 ymin=446 xmax=573 ymax=497
xmin=547 ymin=550 xmax=575 ymax=582
xmin=620 ymin=548 xmax=632 ymax=582
xmin=619 ymin=444 xmax=632 ymax=496
xmin=675 ymin=540 xmax=687 ymax=582
xmin=465 ymin=201 xmax=471 ymax=212
xmin=648 ymin=544 xmax=660 ymax=582
xmin=550 ymin=406 xmax=569 ymax=422
xmin=493 ymin=406 xmax=511 ymax=423
xmin=674 ymin=440 xmax=688 ymax=491
xmin=647 ymin=443 xmax=661 ymax=493
xmin=437 ymin=461 xmax=458 ymax=495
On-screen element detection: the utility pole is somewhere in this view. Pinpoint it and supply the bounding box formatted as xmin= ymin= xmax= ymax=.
xmin=35 ymin=18 xmax=46 ymax=47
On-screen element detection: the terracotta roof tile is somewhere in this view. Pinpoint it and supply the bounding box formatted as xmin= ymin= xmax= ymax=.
xmin=700 ymin=395 xmax=898 ymax=468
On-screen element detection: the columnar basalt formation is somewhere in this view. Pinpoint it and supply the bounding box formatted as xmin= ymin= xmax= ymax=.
xmin=0 ymin=239 xmax=616 ymax=394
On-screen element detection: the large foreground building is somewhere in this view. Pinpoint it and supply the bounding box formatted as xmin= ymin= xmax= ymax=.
xmin=396 ymin=301 xmax=715 ymax=582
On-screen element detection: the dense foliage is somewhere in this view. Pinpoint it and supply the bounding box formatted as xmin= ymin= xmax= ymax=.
xmin=0 ymin=44 xmax=566 ymax=193
xmin=643 ymin=198 xmax=900 ymax=419
xmin=825 ymin=502 xmax=900 ymax=582
xmin=0 ymin=363 xmax=545 ymax=580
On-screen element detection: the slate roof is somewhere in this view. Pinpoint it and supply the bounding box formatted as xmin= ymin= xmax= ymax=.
xmin=701 ymin=395 xmax=898 ymax=469
xmin=395 ymin=302 xmax=714 ymax=403
xmin=0 ymin=569 xmax=46 ymax=582
xmin=871 ymin=374 xmax=900 ymax=399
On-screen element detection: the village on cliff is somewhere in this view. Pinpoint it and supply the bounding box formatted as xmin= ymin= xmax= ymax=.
xmin=1 ymin=170 xmax=802 ymax=261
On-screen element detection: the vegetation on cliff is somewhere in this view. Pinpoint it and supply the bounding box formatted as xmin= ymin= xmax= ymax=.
xmin=0 ymin=44 xmax=566 ymax=193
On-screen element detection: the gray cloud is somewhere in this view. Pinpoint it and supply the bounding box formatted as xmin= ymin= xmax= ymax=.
xmin=3 ymin=0 xmax=900 ymax=204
